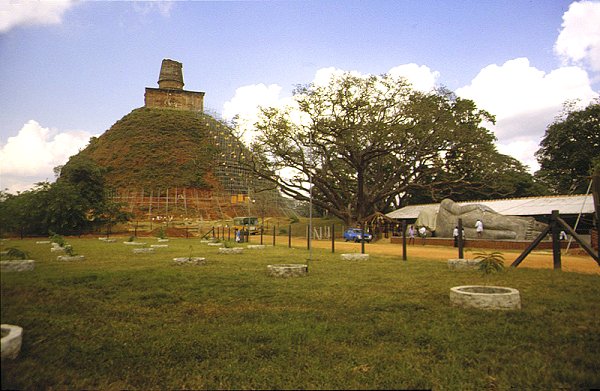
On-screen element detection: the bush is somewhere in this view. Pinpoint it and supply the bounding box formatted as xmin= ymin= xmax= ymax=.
xmin=474 ymin=251 xmax=505 ymax=277
xmin=1 ymin=247 xmax=28 ymax=260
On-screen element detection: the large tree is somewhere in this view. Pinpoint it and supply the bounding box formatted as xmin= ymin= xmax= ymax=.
xmin=0 ymin=158 xmax=129 ymax=236
xmin=535 ymin=99 xmax=600 ymax=194
xmin=240 ymin=73 xmax=510 ymax=225
xmin=401 ymin=148 xmax=548 ymax=206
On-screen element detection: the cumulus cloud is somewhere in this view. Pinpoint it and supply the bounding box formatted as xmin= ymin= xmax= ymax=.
xmin=223 ymin=59 xmax=597 ymax=174
xmin=0 ymin=0 xmax=76 ymax=33
xmin=0 ymin=120 xmax=97 ymax=193
xmin=496 ymin=139 xmax=543 ymax=173
xmin=554 ymin=0 xmax=600 ymax=72
xmin=388 ymin=63 xmax=440 ymax=92
xmin=222 ymin=65 xmax=441 ymax=145
xmin=132 ymin=1 xmax=174 ymax=17
xmin=312 ymin=65 xmax=439 ymax=92
xmin=456 ymin=58 xmax=598 ymax=171
xmin=222 ymin=83 xmax=294 ymax=145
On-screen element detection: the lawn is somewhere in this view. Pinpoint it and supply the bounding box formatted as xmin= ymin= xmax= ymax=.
xmin=1 ymin=237 xmax=599 ymax=390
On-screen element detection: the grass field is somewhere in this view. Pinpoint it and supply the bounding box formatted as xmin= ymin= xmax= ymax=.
xmin=1 ymin=236 xmax=599 ymax=390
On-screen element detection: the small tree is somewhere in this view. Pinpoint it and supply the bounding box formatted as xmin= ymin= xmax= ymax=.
xmin=474 ymin=251 xmax=505 ymax=281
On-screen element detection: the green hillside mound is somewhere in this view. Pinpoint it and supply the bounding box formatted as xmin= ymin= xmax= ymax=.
xmin=64 ymin=108 xmax=230 ymax=190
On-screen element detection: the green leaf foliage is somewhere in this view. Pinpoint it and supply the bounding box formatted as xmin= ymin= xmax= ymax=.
xmin=66 ymin=107 xmax=224 ymax=190
xmin=474 ymin=251 xmax=505 ymax=276
xmin=535 ymin=99 xmax=600 ymax=194
xmin=246 ymin=73 xmax=536 ymax=224
xmin=2 ymin=247 xmax=29 ymax=260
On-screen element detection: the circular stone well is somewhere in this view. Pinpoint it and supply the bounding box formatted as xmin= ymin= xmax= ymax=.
xmin=173 ymin=257 xmax=206 ymax=265
xmin=1 ymin=260 xmax=35 ymax=272
xmin=56 ymin=255 xmax=85 ymax=261
xmin=1 ymin=324 xmax=23 ymax=360
xmin=341 ymin=253 xmax=370 ymax=261
xmin=247 ymin=245 xmax=266 ymax=250
xmin=450 ymin=285 xmax=521 ymax=310
xmin=133 ymin=248 xmax=155 ymax=254
xmin=448 ymin=259 xmax=481 ymax=270
xmin=219 ymin=247 xmax=243 ymax=254
xmin=267 ymin=264 xmax=308 ymax=277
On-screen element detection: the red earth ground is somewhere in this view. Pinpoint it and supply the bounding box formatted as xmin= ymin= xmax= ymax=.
xmin=273 ymin=236 xmax=600 ymax=275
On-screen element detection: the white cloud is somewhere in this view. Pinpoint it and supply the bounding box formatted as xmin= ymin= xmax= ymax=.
xmin=456 ymin=58 xmax=598 ymax=171
xmin=312 ymin=65 xmax=439 ymax=92
xmin=222 ymin=64 xmax=442 ymax=145
xmin=496 ymin=139 xmax=542 ymax=173
xmin=132 ymin=1 xmax=174 ymax=17
xmin=224 ymin=60 xmax=597 ymax=174
xmin=388 ymin=63 xmax=440 ymax=92
xmin=222 ymin=83 xmax=285 ymax=121
xmin=0 ymin=120 xmax=97 ymax=193
xmin=0 ymin=0 xmax=76 ymax=33
xmin=554 ymin=0 xmax=600 ymax=72
xmin=311 ymin=67 xmax=364 ymax=87
xmin=222 ymin=83 xmax=293 ymax=145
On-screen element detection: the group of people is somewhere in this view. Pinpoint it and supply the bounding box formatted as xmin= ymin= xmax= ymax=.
xmin=406 ymin=214 xmax=571 ymax=246
xmin=407 ymin=225 xmax=428 ymax=245
xmin=406 ymin=218 xmax=485 ymax=246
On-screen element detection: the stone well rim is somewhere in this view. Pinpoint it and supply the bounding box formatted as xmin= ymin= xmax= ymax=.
xmin=451 ymin=285 xmax=519 ymax=296
xmin=267 ymin=263 xmax=308 ymax=269
xmin=1 ymin=324 xmax=21 ymax=339
xmin=1 ymin=324 xmax=23 ymax=359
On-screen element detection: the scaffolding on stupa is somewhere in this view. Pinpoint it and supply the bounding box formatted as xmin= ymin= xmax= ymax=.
xmin=108 ymin=116 xmax=297 ymax=221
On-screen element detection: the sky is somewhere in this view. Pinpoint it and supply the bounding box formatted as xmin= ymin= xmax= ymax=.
xmin=1 ymin=0 xmax=599 ymax=194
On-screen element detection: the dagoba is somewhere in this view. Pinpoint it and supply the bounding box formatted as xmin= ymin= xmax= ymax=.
xmin=144 ymin=59 xmax=205 ymax=112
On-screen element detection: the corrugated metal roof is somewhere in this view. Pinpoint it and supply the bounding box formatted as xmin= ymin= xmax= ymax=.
xmin=386 ymin=195 xmax=595 ymax=219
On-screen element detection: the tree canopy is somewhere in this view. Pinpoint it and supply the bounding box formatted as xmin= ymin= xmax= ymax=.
xmin=239 ymin=72 xmax=536 ymax=225
xmin=535 ymin=99 xmax=600 ymax=194
xmin=0 ymin=157 xmax=129 ymax=237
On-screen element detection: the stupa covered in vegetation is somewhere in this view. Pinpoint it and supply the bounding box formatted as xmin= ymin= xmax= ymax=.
xmin=60 ymin=59 xmax=272 ymax=219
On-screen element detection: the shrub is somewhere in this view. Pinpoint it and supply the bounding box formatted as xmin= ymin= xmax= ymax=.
xmin=474 ymin=251 xmax=505 ymax=278
xmin=2 ymin=247 xmax=29 ymax=260
xmin=49 ymin=232 xmax=66 ymax=247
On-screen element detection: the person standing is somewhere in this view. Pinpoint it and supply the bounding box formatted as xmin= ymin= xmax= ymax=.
xmin=408 ymin=225 xmax=415 ymax=245
xmin=453 ymin=226 xmax=459 ymax=247
xmin=475 ymin=219 xmax=483 ymax=238
xmin=418 ymin=226 xmax=427 ymax=245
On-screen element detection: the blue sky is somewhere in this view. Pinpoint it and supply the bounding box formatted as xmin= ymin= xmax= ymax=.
xmin=1 ymin=0 xmax=599 ymax=193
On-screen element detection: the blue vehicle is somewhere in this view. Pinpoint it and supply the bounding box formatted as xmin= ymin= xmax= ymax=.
xmin=343 ymin=228 xmax=373 ymax=243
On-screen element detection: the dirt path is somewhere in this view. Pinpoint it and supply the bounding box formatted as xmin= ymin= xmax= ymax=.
xmin=260 ymin=237 xmax=600 ymax=275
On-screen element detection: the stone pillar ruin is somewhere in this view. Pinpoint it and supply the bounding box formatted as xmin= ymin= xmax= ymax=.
xmin=158 ymin=59 xmax=184 ymax=90
xmin=144 ymin=58 xmax=205 ymax=112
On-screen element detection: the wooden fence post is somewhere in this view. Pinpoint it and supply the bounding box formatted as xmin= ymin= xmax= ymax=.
xmin=551 ymin=210 xmax=561 ymax=269
xmin=331 ymin=223 xmax=335 ymax=253
xmin=458 ymin=218 xmax=464 ymax=259
xmin=402 ymin=220 xmax=407 ymax=261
